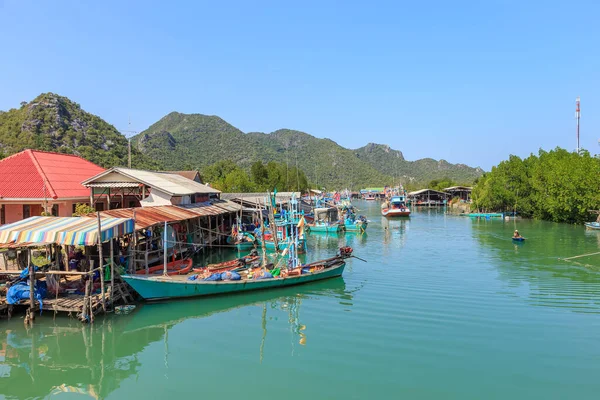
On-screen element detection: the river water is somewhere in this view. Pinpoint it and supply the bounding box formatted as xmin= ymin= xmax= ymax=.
xmin=2 ymin=200 xmax=600 ymax=399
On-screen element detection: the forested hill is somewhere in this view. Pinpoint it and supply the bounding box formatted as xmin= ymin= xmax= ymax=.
xmin=354 ymin=143 xmax=484 ymax=184
xmin=134 ymin=112 xmax=483 ymax=188
xmin=0 ymin=93 xmax=158 ymax=169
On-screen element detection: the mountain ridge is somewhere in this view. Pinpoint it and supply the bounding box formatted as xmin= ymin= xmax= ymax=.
xmin=133 ymin=112 xmax=483 ymax=187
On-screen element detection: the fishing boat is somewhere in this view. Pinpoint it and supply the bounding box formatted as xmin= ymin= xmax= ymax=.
xmin=381 ymin=196 xmax=410 ymax=217
xmin=226 ymin=232 xmax=256 ymax=250
xmin=364 ymin=193 xmax=376 ymax=201
xmin=339 ymin=204 xmax=368 ymax=232
xmin=135 ymin=258 xmax=193 ymax=276
xmin=585 ymin=222 xmax=600 ymax=230
xmin=192 ymin=254 xmax=260 ymax=273
xmin=306 ymin=222 xmax=345 ymax=233
xmin=344 ymin=217 xmax=368 ymax=232
xmin=122 ymin=247 xmax=354 ymax=301
xmin=259 ymin=233 xmax=307 ymax=253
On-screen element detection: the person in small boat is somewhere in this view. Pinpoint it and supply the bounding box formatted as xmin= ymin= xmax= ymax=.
xmin=513 ymin=230 xmax=522 ymax=239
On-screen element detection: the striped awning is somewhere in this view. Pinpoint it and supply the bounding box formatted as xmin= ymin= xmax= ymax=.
xmin=0 ymin=216 xmax=135 ymax=246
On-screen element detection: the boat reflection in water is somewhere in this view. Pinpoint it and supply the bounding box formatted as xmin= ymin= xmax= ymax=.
xmin=381 ymin=216 xmax=408 ymax=248
xmin=0 ymin=278 xmax=353 ymax=399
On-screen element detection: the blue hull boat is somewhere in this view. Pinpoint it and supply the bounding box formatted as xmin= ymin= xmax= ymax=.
xmin=307 ymin=223 xmax=345 ymax=233
xmin=512 ymin=237 xmax=525 ymax=242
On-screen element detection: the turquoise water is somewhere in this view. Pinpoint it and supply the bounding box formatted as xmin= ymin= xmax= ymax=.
xmin=2 ymin=201 xmax=600 ymax=399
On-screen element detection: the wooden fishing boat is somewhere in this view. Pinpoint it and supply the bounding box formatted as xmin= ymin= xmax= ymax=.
xmin=381 ymin=196 xmax=410 ymax=217
xmin=122 ymin=247 xmax=354 ymax=301
xmin=306 ymin=222 xmax=345 ymax=233
xmin=192 ymin=255 xmax=259 ymax=273
xmin=226 ymin=232 xmax=256 ymax=250
xmin=585 ymin=222 xmax=600 ymax=230
xmin=344 ymin=219 xmax=368 ymax=232
xmin=135 ymin=258 xmax=193 ymax=276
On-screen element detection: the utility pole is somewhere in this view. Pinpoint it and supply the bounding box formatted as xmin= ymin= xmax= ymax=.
xmin=121 ymin=116 xmax=138 ymax=169
xmin=576 ymin=96 xmax=581 ymax=153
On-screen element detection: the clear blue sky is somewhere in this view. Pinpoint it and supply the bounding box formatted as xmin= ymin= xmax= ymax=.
xmin=1 ymin=0 xmax=599 ymax=170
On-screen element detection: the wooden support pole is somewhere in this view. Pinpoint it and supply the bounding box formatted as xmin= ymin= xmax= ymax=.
xmin=28 ymin=248 xmax=34 ymax=312
xmin=145 ymin=230 xmax=149 ymax=274
xmin=132 ymin=209 xmax=137 ymax=274
xmin=83 ymin=261 xmax=91 ymax=322
xmin=97 ymin=212 xmax=106 ymax=314
xmin=163 ymin=221 xmax=168 ymax=276
xmin=208 ymin=217 xmax=212 ymax=247
xmin=110 ymin=238 xmax=115 ymax=309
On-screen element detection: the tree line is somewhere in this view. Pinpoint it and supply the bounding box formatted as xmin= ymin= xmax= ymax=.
xmin=202 ymin=160 xmax=310 ymax=193
xmin=471 ymin=148 xmax=600 ymax=223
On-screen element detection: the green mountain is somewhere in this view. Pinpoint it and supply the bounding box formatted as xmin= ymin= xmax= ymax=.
xmin=134 ymin=112 xmax=483 ymax=188
xmin=0 ymin=93 xmax=158 ymax=169
xmin=354 ymin=143 xmax=483 ymax=185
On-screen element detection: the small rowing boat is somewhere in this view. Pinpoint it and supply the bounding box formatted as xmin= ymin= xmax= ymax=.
xmin=135 ymin=258 xmax=193 ymax=276
xmin=192 ymin=254 xmax=259 ymax=273
xmin=585 ymin=222 xmax=600 ymax=230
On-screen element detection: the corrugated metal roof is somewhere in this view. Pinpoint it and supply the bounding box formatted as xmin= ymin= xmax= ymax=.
xmin=91 ymin=205 xmax=202 ymax=230
xmin=86 ymin=182 xmax=141 ymax=188
xmin=220 ymin=192 xmax=300 ymax=200
xmin=169 ymin=171 xmax=201 ymax=182
xmin=408 ymin=189 xmax=448 ymax=196
xmin=0 ymin=149 xmax=104 ymax=199
xmin=178 ymin=202 xmax=230 ymax=217
xmin=443 ymin=186 xmax=473 ymax=191
xmin=92 ymin=201 xmax=238 ymax=230
xmin=83 ymin=167 xmax=221 ymax=196
xmin=210 ymin=199 xmax=242 ymax=213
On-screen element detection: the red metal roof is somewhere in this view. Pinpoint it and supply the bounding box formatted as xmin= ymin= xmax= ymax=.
xmin=0 ymin=150 xmax=105 ymax=199
xmin=91 ymin=203 xmax=234 ymax=230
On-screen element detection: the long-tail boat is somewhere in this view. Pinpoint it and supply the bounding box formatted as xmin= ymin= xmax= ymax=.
xmin=122 ymin=247 xmax=354 ymax=301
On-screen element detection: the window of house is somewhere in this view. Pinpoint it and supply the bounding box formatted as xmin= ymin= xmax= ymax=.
xmin=23 ymin=205 xmax=30 ymax=219
xmin=51 ymin=204 xmax=59 ymax=217
xmin=1 ymin=205 xmax=5 ymax=225
xmin=95 ymin=203 xmax=105 ymax=212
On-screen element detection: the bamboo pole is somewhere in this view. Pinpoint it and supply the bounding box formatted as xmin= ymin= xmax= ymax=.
xmin=97 ymin=212 xmax=106 ymax=313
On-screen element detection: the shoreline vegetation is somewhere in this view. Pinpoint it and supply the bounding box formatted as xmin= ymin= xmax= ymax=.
xmin=471 ymin=148 xmax=600 ymax=224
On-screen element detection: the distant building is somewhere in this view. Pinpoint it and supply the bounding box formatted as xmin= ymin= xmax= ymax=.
xmin=168 ymin=170 xmax=203 ymax=184
xmin=444 ymin=186 xmax=473 ymax=202
xmin=0 ymin=150 xmax=106 ymax=224
xmin=408 ymin=189 xmax=448 ymax=206
xmin=82 ymin=167 xmax=221 ymax=209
